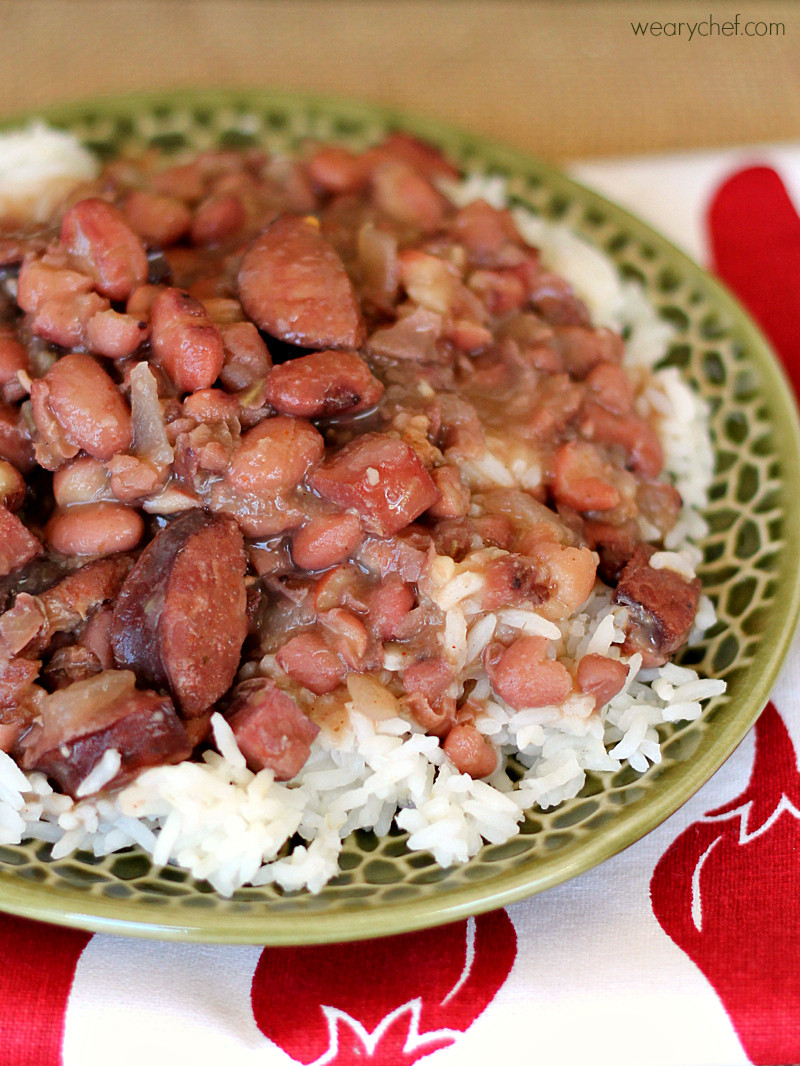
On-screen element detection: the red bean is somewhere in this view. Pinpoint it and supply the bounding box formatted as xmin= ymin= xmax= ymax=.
xmin=190 ymin=194 xmax=246 ymax=246
xmin=264 ymin=350 xmax=383 ymax=418
xmin=485 ymin=636 xmax=573 ymax=710
xmin=0 ymin=459 xmax=25 ymax=510
xmin=368 ymin=574 xmax=415 ymax=640
xmin=576 ymin=654 xmax=629 ymax=709
xmin=276 ymin=631 xmax=345 ymax=695
xmin=16 ymin=257 xmax=93 ymax=314
xmin=552 ymin=440 xmax=620 ymax=513
xmin=123 ymin=189 xmax=192 ymax=247
xmin=0 ymin=403 xmax=35 ymax=472
xmin=219 ymin=321 xmax=272 ymax=392
xmin=86 ymin=308 xmax=148 ymax=359
xmin=237 ymin=216 xmax=365 ymax=349
xmin=45 ymin=501 xmax=144 ymax=556
xmin=443 ymin=723 xmax=498 ymax=778
xmin=52 ymin=455 xmax=112 ymax=508
xmin=31 ymin=291 xmax=110 ymax=349
xmin=59 ymin=199 xmax=148 ymax=301
xmin=150 ymin=287 xmax=225 ymax=393
xmin=371 ymin=162 xmax=445 ymax=233
xmin=45 ymin=353 xmax=132 ymax=461
xmin=227 ymin=416 xmax=324 ymax=495
xmin=0 ymin=505 xmax=42 ymax=577
xmin=291 ymin=513 xmax=362 ymax=571
xmin=580 ymin=400 xmax=664 ymax=479
xmin=0 ymin=330 xmax=29 ymax=402
xmin=308 ymin=145 xmax=370 ymax=194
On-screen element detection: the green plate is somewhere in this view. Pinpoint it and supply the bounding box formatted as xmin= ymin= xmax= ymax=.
xmin=1 ymin=89 xmax=799 ymax=943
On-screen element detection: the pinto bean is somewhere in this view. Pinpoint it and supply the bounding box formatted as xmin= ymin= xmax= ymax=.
xmin=16 ymin=257 xmax=94 ymax=315
xmin=150 ymin=287 xmax=225 ymax=393
xmin=485 ymin=636 xmax=572 ymax=710
xmin=553 ymin=326 xmax=624 ymax=378
xmin=580 ymin=400 xmax=663 ymax=479
xmin=533 ymin=542 xmax=598 ymax=617
xmin=237 ymin=216 xmax=365 ymax=348
xmin=191 ymin=194 xmax=247 ymax=246
xmin=0 ymin=459 xmax=25 ymax=511
xmin=111 ymin=510 xmax=248 ymax=716
xmin=443 ymin=723 xmax=498 ymax=778
xmin=451 ymin=199 xmax=524 ymax=268
xmin=427 ymin=465 xmax=470 ymax=519
xmin=308 ymin=145 xmax=370 ymax=194
xmin=291 ymin=513 xmax=362 ymax=571
xmin=264 ymin=349 xmax=383 ymax=418
xmin=226 ymin=678 xmax=319 ymax=779
xmin=0 ymin=402 xmax=35 ymax=472
xmin=576 ymin=654 xmax=629 ymax=709
xmin=45 ymin=502 xmax=144 ymax=557
xmin=585 ymin=361 xmax=634 ymax=414
xmin=403 ymin=658 xmax=454 ymax=702
xmin=227 ymin=415 xmax=324 ymax=495
xmin=276 ymin=631 xmax=345 ymax=695
xmin=219 ymin=321 xmax=271 ymax=392
xmin=123 ymin=189 xmax=192 ymax=247
xmin=0 ymin=505 xmax=42 ymax=577
xmin=86 ymin=308 xmax=148 ymax=359
xmin=52 ymin=455 xmax=112 ymax=508
xmin=31 ymin=291 xmax=110 ymax=349
xmin=107 ymin=454 xmax=161 ymax=502
xmin=370 ymin=162 xmax=446 ymax=233
xmin=308 ymin=432 xmax=440 ymax=537
xmin=0 ymin=330 xmax=30 ymax=402
xmin=552 ymin=440 xmax=620 ymax=513
xmin=480 ymin=554 xmax=548 ymax=611
xmin=45 ymin=352 xmax=132 ymax=461
xmin=368 ymin=574 xmax=415 ymax=640
xmin=404 ymin=691 xmax=456 ymax=738
xmin=59 ymin=198 xmax=148 ymax=301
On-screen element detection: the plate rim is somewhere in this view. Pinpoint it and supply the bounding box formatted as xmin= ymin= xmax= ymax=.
xmin=1 ymin=86 xmax=799 ymax=943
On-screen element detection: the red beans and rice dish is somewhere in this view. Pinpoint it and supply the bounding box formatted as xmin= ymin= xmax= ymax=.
xmin=0 ymin=129 xmax=723 ymax=893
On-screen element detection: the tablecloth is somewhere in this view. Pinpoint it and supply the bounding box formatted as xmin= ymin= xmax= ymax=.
xmin=1 ymin=144 xmax=799 ymax=1066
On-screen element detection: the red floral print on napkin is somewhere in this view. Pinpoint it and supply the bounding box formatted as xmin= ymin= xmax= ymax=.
xmin=652 ymin=164 xmax=800 ymax=1064
xmin=251 ymin=909 xmax=516 ymax=1064
xmin=651 ymin=704 xmax=800 ymax=1063
xmin=0 ymin=915 xmax=90 ymax=1066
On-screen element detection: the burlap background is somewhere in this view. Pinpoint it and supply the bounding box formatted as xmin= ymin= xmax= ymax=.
xmin=1 ymin=0 xmax=798 ymax=160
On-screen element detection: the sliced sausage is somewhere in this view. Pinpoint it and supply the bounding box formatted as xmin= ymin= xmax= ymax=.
xmin=237 ymin=216 xmax=365 ymax=348
xmin=19 ymin=670 xmax=190 ymax=798
xmin=308 ymin=433 xmax=440 ymax=537
xmin=111 ymin=510 xmax=248 ymax=716
xmin=226 ymin=678 xmax=319 ymax=779
xmin=614 ymin=545 xmax=701 ymax=666
xmin=263 ymin=350 xmax=383 ymax=418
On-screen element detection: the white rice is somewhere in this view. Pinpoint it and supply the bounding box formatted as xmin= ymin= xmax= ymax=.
xmin=0 ymin=137 xmax=726 ymax=894
xmin=0 ymin=122 xmax=97 ymax=220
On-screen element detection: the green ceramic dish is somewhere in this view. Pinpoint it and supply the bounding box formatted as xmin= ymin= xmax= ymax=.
xmin=0 ymin=89 xmax=798 ymax=944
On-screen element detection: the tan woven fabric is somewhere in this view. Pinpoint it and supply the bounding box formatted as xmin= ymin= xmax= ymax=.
xmin=0 ymin=0 xmax=798 ymax=160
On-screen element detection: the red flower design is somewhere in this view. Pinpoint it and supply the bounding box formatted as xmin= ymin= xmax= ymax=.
xmin=251 ymin=909 xmax=517 ymax=1064
xmin=651 ymin=703 xmax=800 ymax=1063
xmin=0 ymin=915 xmax=91 ymax=1065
